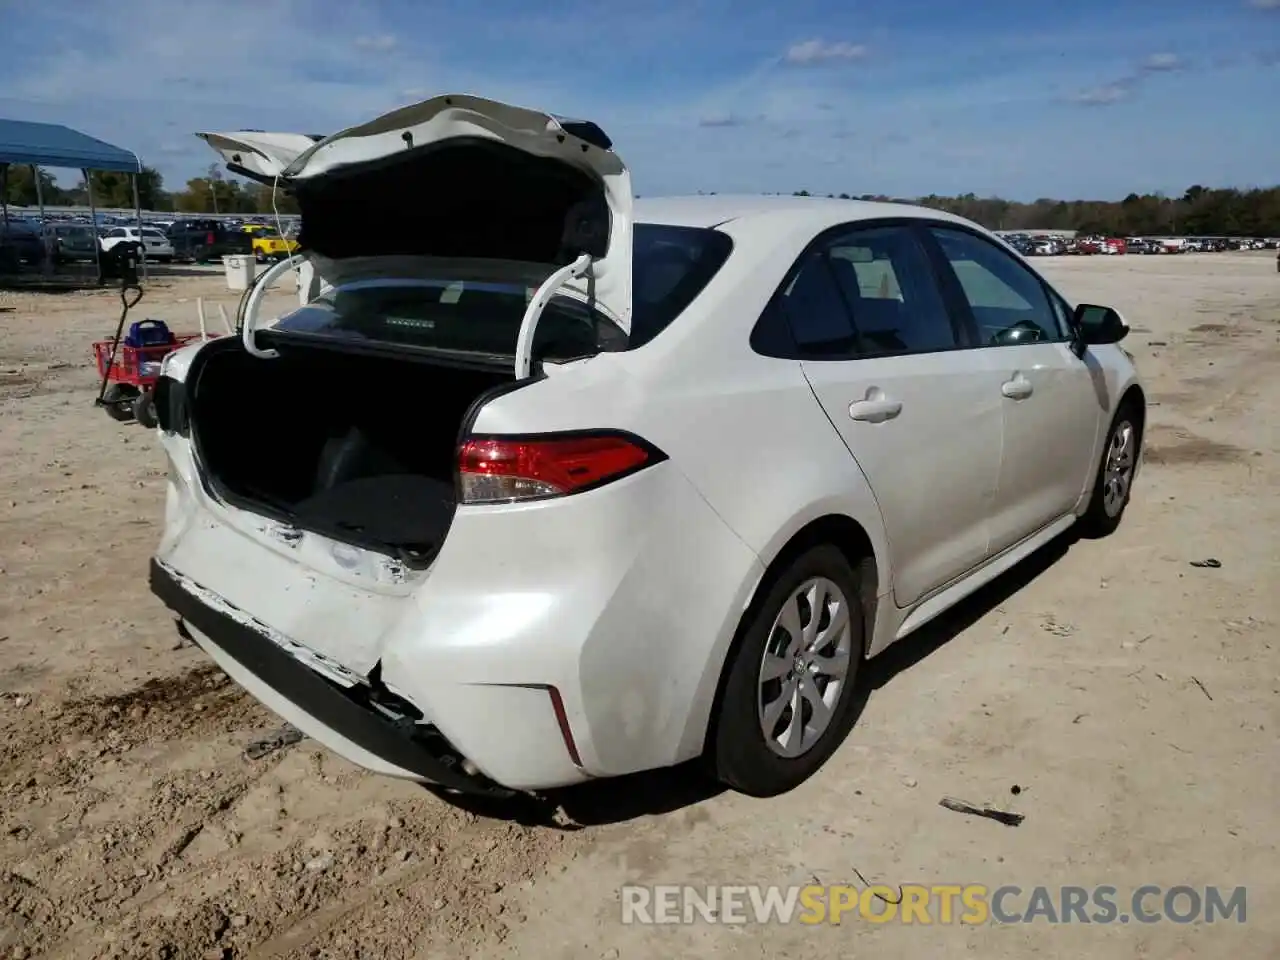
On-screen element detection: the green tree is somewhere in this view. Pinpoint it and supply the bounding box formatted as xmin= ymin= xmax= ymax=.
xmin=1 ymin=164 xmax=69 ymax=206
xmin=886 ymin=184 xmax=1280 ymax=236
xmin=252 ymin=183 xmax=300 ymax=215
xmin=83 ymin=167 xmax=165 ymax=209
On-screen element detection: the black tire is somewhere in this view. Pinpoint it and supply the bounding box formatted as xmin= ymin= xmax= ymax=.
xmin=1078 ymin=399 xmax=1142 ymax=538
xmin=707 ymin=544 xmax=865 ymax=797
xmin=255 ymin=250 xmax=267 ymax=264
xmin=133 ymin=389 xmax=159 ymax=429
xmin=102 ymin=383 xmax=139 ymax=422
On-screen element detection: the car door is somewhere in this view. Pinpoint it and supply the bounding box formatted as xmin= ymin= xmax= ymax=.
xmin=778 ymin=222 xmax=1004 ymax=608
xmin=925 ymin=226 xmax=1102 ymax=556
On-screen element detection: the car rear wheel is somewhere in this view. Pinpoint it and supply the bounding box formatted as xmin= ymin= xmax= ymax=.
xmin=707 ymin=544 xmax=864 ymax=797
xmin=1078 ymin=400 xmax=1141 ymax=538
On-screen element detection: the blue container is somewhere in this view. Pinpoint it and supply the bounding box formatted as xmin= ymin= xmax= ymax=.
xmin=124 ymin=319 xmax=174 ymax=349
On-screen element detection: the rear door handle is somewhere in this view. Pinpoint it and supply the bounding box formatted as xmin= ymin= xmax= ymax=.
xmin=1001 ymin=376 xmax=1033 ymax=400
xmin=848 ymin=398 xmax=903 ymax=422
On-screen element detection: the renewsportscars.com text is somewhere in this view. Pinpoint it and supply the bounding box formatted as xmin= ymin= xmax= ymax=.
xmin=621 ymin=884 xmax=1247 ymax=925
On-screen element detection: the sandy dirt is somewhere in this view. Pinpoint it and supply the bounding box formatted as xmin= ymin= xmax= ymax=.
xmin=1 ymin=253 xmax=1277 ymax=959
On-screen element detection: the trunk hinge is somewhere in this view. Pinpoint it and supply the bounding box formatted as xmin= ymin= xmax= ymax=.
xmin=513 ymin=253 xmax=592 ymax=380
xmin=242 ymin=255 xmax=304 ymax=359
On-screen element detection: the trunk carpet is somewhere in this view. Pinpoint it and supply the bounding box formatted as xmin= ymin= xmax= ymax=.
xmin=291 ymin=474 xmax=456 ymax=554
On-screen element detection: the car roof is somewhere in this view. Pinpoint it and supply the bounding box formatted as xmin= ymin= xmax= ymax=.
xmin=634 ymin=194 xmax=977 ymax=232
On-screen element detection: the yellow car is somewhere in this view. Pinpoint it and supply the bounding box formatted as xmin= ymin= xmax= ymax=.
xmin=242 ymin=224 xmax=299 ymax=262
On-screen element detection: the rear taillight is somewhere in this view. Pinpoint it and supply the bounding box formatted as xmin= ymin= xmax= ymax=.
xmin=206 ymin=231 xmax=215 ymax=245
xmin=457 ymin=431 xmax=664 ymax=504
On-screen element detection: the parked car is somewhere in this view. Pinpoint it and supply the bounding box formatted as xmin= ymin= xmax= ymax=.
xmin=148 ymin=94 xmax=1145 ymax=799
xmin=100 ymin=226 xmax=175 ymax=262
xmin=44 ymin=222 xmax=100 ymax=262
xmin=0 ymin=218 xmax=44 ymax=265
xmin=164 ymin=218 xmax=253 ymax=263
xmin=242 ymin=224 xmax=300 ymax=262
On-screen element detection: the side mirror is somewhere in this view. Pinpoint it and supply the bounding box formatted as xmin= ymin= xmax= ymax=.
xmin=1074 ymin=304 xmax=1128 ymax=346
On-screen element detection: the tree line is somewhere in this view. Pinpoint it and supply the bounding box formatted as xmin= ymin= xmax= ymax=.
xmin=2 ymin=164 xmax=299 ymax=215
xmin=781 ymin=184 xmax=1280 ymax=237
xmin=5 ymin=162 xmax=1277 ymax=236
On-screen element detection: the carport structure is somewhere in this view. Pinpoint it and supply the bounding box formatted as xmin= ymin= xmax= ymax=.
xmin=0 ymin=119 xmax=146 ymax=279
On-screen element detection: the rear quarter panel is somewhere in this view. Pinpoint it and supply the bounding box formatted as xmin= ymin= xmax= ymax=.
xmin=471 ymin=216 xmax=895 ymax=751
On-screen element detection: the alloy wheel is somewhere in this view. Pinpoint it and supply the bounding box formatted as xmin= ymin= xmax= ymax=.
xmin=757 ymin=577 xmax=854 ymax=758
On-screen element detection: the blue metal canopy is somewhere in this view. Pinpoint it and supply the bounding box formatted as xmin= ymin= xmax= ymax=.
xmin=0 ymin=119 xmax=141 ymax=173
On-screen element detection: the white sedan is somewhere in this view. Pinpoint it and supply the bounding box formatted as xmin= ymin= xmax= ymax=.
xmin=100 ymin=226 xmax=174 ymax=262
xmin=147 ymin=95 xmax=1144 ymax=798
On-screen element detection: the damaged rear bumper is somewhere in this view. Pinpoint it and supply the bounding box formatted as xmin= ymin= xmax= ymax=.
xmin=148 ymin=559 xmax=514 ymax=797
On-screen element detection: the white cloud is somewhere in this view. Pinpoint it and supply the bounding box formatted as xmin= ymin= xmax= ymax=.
xmin=783 ymin=40 xmax=869 ymax=65
xmin=1067 ymin=51 xmax=1189 ymax=109
xmin=354 ymin=34 xmax=397 ymax=52
xmin=1068 ymin=83 xmax=1132 ymax=106
xmin=1140 ymin=52 xmax=1185 ymax=71
xmin=1247 ymin=0 xmax=1280 ymax=10
xmin=697 ymin=113 xmax=751 ymax=127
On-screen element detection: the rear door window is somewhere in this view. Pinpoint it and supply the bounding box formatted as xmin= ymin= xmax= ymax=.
xmin=774 ymin=248 xmax=860 ymax=354
xmin=762 ymin=224 xmax=961 ymax=358
xmin=825 ymin=226 xmax=960 ymax=355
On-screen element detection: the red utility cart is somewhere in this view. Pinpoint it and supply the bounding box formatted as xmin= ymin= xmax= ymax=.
xmin=92 ymin=320 xmax=218 ymax=426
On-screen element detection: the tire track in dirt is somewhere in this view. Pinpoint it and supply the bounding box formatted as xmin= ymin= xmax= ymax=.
xmin=1 ymin=662 xmax=599 ymax=960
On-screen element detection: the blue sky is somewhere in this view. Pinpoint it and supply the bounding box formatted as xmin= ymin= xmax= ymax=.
xmin=2 ymin=0 xmax=1278 ymax=200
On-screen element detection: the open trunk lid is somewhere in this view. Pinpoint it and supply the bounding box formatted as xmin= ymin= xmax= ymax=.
xmin=197 ymin=94 xmax=634 ymax=337
xmin=195 ymin=131 xmax=323 ymax=180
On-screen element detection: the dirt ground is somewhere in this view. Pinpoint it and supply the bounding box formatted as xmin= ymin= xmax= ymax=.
xmin=1 ymin=253 xmax=1277 ymax=959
